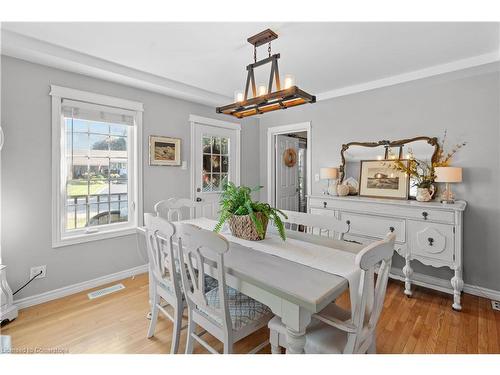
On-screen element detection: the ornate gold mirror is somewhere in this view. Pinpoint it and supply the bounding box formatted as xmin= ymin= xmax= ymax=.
xmin=339 ymin=136 xmax=440 ymax=198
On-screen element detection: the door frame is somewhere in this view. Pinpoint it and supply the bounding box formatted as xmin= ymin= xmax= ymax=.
xmin=267 ymin=121 xmax=311 ymax=207
xmin=189 ymin=114 xmax=241 ymax=203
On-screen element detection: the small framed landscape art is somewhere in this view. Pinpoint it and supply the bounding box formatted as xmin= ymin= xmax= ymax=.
xmin=149 ymin=136 xmax=181 ymax=166
xmin=359 ymin=159 xmax=410 ymax=199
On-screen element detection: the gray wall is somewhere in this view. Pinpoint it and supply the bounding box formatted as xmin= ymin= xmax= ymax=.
xmin=1 ymin=56 xmax=259 ymax=300
xmin=259 ymin=63 xmax=500 ymax=290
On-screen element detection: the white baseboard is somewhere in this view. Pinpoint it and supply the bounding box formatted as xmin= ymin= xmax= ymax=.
xmin=14 ymin=264 xmax=148 ymax=310
xmin=389 ymin=268 xmax=500 ymax=301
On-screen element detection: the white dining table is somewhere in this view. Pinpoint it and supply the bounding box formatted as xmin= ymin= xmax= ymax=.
xmin=174 ymin=217 xmax=364 ymax=354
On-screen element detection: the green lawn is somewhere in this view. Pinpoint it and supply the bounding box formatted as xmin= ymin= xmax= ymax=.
xmin=67 ymin=181 xmax=107 ymax=196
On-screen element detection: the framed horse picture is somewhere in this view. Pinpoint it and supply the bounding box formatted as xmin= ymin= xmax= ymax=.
xmin=149 ymin=136 xmax=181 ymax=166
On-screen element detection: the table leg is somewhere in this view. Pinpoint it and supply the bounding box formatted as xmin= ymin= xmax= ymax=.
xmin=286 ymin=328 xmax=307 ymax=354
xmin=402 ymin=254 xmax=413 ymax=297
xmin=451 ymin=267 xmax=463 ymax=311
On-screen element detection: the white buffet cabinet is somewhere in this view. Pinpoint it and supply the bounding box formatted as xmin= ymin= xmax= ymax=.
xmin=307 ymin=195 xmax=467 ymax=310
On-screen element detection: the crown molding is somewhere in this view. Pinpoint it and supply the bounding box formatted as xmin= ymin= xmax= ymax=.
xmin=0 ymin=30 xmax=232 ymax=107
xmin=317 ymin=51 xmax=500 ymax=101
xmin=2 ymin=29 xmax=498 ymax=106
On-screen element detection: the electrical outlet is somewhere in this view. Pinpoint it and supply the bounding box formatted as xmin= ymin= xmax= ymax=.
xmin=492 ymin=300 xmax=500 ymax=311
xmin=315 ymin=173 xmax=320 ymax=182
xmin=30 ymin=265 xmax=46 ymax=279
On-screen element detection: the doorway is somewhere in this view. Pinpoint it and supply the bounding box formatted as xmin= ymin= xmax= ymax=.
xmin=267 ymin=122 xmax=311 ymax=213
xmin=190 ymin=115 xmax=241 ymax=219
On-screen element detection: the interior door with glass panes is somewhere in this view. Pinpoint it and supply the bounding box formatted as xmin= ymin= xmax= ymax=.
xmin=193 ymin=123 xmax=239 ymax=219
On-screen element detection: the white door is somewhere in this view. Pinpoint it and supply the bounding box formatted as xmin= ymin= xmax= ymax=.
xmin=192 ymin=119 xmax=240 ymax=219
xmin=275 ymin=135 xmax=299 ymax=211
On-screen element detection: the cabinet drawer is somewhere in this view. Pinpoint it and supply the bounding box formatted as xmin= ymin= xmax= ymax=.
xmin=340 ymin=212 xmax=405 ymax=243
xmin=406 ymin=209 xmax=454 ymax=223
xmin=309 ymin=198 xmax=333 ymax=209
xmin=408 ymin=220 xmax=454 ymax=263
xmin=310 ymin=208 xmax=336 ymax=217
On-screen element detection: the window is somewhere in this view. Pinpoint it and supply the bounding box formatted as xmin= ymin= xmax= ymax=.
xmin=51 ymin=86 xmax=143 ymax=247
xmin=202 ymin=135 xmax=230 ymax=192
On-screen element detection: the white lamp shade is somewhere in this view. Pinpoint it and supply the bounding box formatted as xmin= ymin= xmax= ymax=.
xmin=435 ymin=167 xmax=462 ymax=183
xmin=320 ymin=167 xmax=338 ymax=180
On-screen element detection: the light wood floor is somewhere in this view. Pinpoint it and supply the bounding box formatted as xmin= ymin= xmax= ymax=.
xmin=2 ymin=273 xmax=499 ymax=354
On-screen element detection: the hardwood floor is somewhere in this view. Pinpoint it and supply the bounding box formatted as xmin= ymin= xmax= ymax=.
xmin=2 ymin=273 xmax=499 ymax=354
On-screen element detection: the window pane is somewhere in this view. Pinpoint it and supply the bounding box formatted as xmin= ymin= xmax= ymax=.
xmin=110 ymin=179 xmax=128 ymax=195
xmin=212 ymin=137 xmax=221 ymax=154
xmin=203 ymin=154 xmax=211 ymax=173
xmin=221 ymin=138 xmax=229 ymax=155
xmin=89 ymin=122 xmax=109 ymax=135
xmin=212 ymin=174 xmax=221 ymax=190
xmin=221 ymin=156 xmax=228 ymax=173
xmin=110 ymin=124 xmax=128 ymax=136
xmin=110 ymin=201 xmax=128 ymax=223
xmin=110 ymin=159 xmax=128 ymax=179
xmin=109 ymin=136 xmax=127 ymax=151
xmin=212 ymin=155 xmax=221 ymax=172
xmin=202 ymin=136 xmax=212 ymax=153
xmin=72 ymin=133 xmax=89 ymax=156
xmin=75 ymin=204 xmax=87 ymax=228
xmin=202 ymin=173 xmax=212 ymax=192
xmin=90 ymin=134 xmax=109 ymax=155
xmin=72 ymin=119 xmax=88 ymax=133
xmin=67 ymin=180 xmax=88 ymax=197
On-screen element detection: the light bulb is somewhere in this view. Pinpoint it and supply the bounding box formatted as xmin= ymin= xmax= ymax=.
xmin=257 ymin=84 xmax=267 ymax=96
xmin=284 ymin=74 xmax=295 ymax=89
xmin=234 ymin=91 xmax=244 ymax=102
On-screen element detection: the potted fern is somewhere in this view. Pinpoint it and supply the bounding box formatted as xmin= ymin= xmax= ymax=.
xmin=214 ymin=181 xmax=287 ymax=241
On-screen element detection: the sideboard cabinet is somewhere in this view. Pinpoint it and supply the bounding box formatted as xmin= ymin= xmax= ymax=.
xmin=307 ymin=195 xmax=467 ymax=310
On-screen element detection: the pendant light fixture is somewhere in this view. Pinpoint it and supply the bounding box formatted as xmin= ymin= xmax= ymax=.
xmin=216 ymin=29 xmax=316 ymax=118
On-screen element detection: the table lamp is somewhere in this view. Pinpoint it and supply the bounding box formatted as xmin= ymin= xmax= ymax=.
xmin=320 ymin=167 xmax=339 ymax=195
xmin=435 ymin=167 xmax=462 ymax=204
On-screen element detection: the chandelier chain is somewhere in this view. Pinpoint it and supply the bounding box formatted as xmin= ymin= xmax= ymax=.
xmin=268 ymin=42 xmax=272 ymax=57
xmin=254 ymin=45 xmax=257 ymax=63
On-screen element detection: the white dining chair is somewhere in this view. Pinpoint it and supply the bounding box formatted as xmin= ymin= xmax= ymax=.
xmin=281 ymin=209 xmax=351 ymax=240
xmin=177 ymin=223 xmax=274 ymax=354
xmin=154 ymin=197 xmax=200 ymax=221
xmin=268 ymin=232 xmax=396 ymax=354
xmin=143 ymin=213 xmax=185 ymax=354
xmin=155 ymin=198 xmax=218 ymax=292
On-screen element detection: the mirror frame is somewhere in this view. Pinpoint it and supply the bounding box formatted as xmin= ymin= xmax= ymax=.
xmin=339 ymin=136 xmax=440 ymax=182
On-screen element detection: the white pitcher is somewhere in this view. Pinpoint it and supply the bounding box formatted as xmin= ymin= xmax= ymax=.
xmin=416 ymin=185 xmax=435 ymax=202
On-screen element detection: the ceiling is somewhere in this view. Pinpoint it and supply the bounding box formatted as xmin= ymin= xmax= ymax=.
xmin=2 ymin=22 xmax=499 ymax=104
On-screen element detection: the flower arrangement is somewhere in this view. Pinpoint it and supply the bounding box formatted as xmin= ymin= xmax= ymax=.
xmin=387 ymin=131 xmax=466 ymax=189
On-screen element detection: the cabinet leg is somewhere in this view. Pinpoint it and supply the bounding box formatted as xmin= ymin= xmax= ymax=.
xmin=402 ymin=255 xmax=413 ymax=297
xmin=451 ymin=268 xmax=464 ymax=311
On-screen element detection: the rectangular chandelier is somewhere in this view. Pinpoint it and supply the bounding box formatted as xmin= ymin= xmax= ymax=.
xmin=216 ymin=29 xmax=316 ymax=118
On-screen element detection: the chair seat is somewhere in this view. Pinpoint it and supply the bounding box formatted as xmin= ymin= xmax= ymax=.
xmin=202 ymin=286 xmax=272 ymax=331
xmin=268 ymin=303 xmax=352 ymax=354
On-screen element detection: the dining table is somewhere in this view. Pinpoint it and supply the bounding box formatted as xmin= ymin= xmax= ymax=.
xmin=173 ymin=217 xmax=365 ymax=354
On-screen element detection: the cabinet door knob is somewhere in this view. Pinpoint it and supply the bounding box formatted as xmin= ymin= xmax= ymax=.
xmin=389 ymin=226 xmax=395 ymax=233
xmin=422 ymin=211 xmax=429 ymax=220
xmin=323 ymin=201 xmax=327 ymax=208
xmin=428 ymin=237 xmax=434 ymax=246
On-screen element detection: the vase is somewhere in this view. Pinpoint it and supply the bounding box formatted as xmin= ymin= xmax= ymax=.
xmin=228 ymin=212 xmax=268 ymax=241
xmin=416 ymin=186 xmax=435 ymax=202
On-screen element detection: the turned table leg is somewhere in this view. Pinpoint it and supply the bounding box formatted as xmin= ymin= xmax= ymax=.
xmin=402 ymin=254 xmax=413 ymax=297
xmin=285 ymin=328 xmax=307 ymax=354
xmin=451 ymin=267 xmax=464 ymax=311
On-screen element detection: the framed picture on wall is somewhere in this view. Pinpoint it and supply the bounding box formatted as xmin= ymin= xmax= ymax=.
xmin=359 ymin=159 xmax=410 ymax=199
xmin=149 ymin=136 xmax=181 ymax=166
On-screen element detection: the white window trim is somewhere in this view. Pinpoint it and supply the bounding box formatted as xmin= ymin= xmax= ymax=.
xmin=50 ymin=85 xmax=143 ymax=248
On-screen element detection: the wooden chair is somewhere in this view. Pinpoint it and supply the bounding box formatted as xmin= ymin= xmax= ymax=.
xmin=177 ymin=223 xmax=273 ymax=354
xmin=281 ymin=209 xmax=351 ymax=240
xmin=143 ymin=213 xmax=185 ymax=354
xmin=268 ymin=232 xmax=396 ymax=354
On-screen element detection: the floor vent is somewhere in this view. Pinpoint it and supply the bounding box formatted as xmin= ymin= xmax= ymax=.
xmin=492 ymin=300 xmax=500 ymax=311
xmin=88 ymin=283 xmax=125 ymax=300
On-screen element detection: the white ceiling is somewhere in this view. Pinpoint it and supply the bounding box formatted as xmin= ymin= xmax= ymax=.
xmin=2 ymin=22 xmax=499 ymax=103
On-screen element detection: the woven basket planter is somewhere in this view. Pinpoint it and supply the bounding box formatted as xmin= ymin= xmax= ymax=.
xmin=228 ymin=212 xmax=268 ymax=241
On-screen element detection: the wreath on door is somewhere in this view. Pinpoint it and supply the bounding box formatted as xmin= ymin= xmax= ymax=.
xmin=283 ymin=148 xmax=297 ymax=167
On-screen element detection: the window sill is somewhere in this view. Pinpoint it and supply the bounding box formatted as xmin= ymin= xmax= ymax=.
xmin=52 ymin=226 xmax=138 ymax=248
